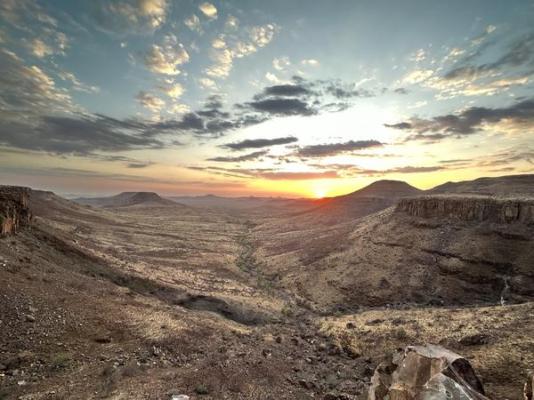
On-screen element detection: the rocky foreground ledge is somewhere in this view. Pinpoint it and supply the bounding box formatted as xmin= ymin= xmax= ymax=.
xmin=396 ymin=195 xmax=534 ymax=224
xmin=369 ymin=344 xmax=533 ymax=400
xmin=0 ymin=186 xmax=32 ymax=236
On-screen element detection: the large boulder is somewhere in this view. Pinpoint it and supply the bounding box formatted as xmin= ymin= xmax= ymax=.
xmin=368 ymin=344 xmax=488 ymax=400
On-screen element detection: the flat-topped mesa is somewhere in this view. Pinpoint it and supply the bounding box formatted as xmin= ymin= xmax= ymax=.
xmin=0 ymin=186 xmax=32 ymax=236
xmin=396 ymin=195 xmax=534 ymax=224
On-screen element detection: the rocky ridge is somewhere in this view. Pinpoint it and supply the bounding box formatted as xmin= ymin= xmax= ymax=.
xmin=396 ymin=195 xmax=534 ymax=224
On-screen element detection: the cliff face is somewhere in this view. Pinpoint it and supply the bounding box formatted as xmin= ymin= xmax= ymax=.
xmin=0 ymin=186 xmax=32 ymax=236
xmin=396 ymin=195 xmax=534 ymax=224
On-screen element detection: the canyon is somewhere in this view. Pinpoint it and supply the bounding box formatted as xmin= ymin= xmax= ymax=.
xmin=0 ymin=175 xmax=533 ymax=399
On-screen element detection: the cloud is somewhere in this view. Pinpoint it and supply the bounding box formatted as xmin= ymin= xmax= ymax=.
xmin=225 ymin=15 xmax=239 ymax=30
xmin=199 ymin=2 xmax=217 ymax=19
xmin=127 ymin=161 xmax=154 ymax=168
xmin=258 ymin=171 xmax=337 ymax=180
xmin=0 ymin=114 xmax=165 ymax=155
xmin=94 ymin=0 xmax=168 ymax=33
xmin=144 ymin=34 xmax=189 ymax=75
xmin=325 ymin=81 xmax=373 ymax=98
xmin=301 ymin=59 xmax=319 ymax=66
xmin=198 ymin=77 xmax=217 ymax=89
xmin=296 ymin=140 xmax=384 ymax=157
xmin=162 ymin=83 xmax=185 ymax=99
xmin=273 ymin=57 xmax=290 ymax=71
xmin=0 ymin=49 xmax=76 ymax=117
xmin=184 ymin=14 xmax=201 ymax=32
xmin=136 ymin=91 xmax=165 ymax=112
xmin=250 ymin=24 xmax=276 ymax=47
xmin=223 ymin=137 xmax=298 ymax=150
xmin=207 ymin=150 xmax=268 ymax=162
xmin=246 ymin=98 xmax=314 ymax=116
xmin=57 ymin=71 xmax=100 ymax=93
xmin=261 ymin=84 xmax=311 ymax=97
xmin=385 ymin=97 xmax=534 ymax=141
xmin=204 ymin=24 xmax=277 ymax=79
xmin=401 ymin=69 xmax=434 ymax=85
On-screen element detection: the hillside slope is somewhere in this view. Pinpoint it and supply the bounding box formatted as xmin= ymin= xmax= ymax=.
xmin=255 ymin=194 xmax=534 ymax=310
xmin=431 ymin=174 xmax=534 ymax=196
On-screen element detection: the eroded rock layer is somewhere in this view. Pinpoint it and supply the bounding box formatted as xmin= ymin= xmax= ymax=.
xmin=0 ymin=186 xmax=32 ymax=236
xmin=396 ymin=195 xmax=534 ymax=224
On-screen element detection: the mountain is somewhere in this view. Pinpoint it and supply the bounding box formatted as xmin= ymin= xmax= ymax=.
xmin=74 ymin=191 xmax=177 ymax=208
xmin=431 ymin=174 xmax=534 ymax=197
xmin=340 ymin=179 xmax=422 ymax=199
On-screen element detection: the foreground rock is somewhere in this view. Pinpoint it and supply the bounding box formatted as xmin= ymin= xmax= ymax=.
xmin=0 ymin=186 xmax=32 ymax=236
xmin=368 ymin=344 xmax=488 ymax=400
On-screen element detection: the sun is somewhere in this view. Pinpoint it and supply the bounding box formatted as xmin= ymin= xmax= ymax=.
xmin=312 ymin=184 xmax=328 ymax=199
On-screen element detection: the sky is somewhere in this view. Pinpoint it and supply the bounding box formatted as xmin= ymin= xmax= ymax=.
xmin=0 ymin=0 xmax=533 ymax=198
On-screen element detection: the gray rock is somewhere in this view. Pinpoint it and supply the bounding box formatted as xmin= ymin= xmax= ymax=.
xmin=368 ymin=344 xmax=488 ymax=400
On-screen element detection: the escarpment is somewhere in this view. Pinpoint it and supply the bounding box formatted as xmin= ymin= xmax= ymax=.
xmin=0 ymin=186 xmax=32 ymax=236
xmin=396 ymin=195 xmax=534 ymax=224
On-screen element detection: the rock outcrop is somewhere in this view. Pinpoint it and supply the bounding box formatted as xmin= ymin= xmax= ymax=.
xmin=396 ymin=195 xmax=534 ymax=224
xmin=368 ymin=344 xmax=489 ymax=400
xmin=0 ymin=186 xmax=32 ymax=236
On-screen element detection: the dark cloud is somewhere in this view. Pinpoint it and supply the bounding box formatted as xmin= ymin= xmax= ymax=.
xmin=385 ymin=98 xmax=534 ymax=141
xmin=188 ymin=165 xmax=339 ymax=180
xmin=325 ymin=83 xmax=373 ymax=99
xmin=127 ymin=162 xmax=154 ymax=168
xmin=296 ymin=140 xmax=383 ymax=157
xmin=261 ymin=84 xmax=311 ymax=97
xmin=207 ymin=150 xmax=268 ymax=162
xmin=393 ymin=88 xmax=409 ymax=95
xmin=0 ymin=114 xmax=165 ymax=155
xmin=257 ymin=171 xmax=338 ymax=180
xmin=223 ymin=136 xmax=298 ymax=150
xmin=246 ymin=98 xmax=315 ymax=116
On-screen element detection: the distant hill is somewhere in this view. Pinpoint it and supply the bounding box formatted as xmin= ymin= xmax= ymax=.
xmin=75 ymin=192 xmax=176 ymax=208
xmin=339 ymin=179 xmax=422 ymax=199
xmin=431 ymin=174 xmax=534 ymax=197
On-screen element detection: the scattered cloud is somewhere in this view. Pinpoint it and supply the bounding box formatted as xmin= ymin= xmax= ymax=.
xmin=144 ymin=34 xmax=189 ymax=75
xmin=223 ymin=137 xmax=298 ymax=151
xmin=161 ymin=83 xmax=185 ymax=99
xmin=273 ymin=57 xmax=290 ymax=71
xmin=0 ymin=114 xmax=166 ymax=155
xmin=136 ymin=91 xmax=165 ymax=112
xmin=94 ymin=0 xmax=168 ymax=33
xmin=385 ymin=97 xmax=534 ymax=141
xmin=199 ymin=2 xmax=217 ymax=19
xmin=301 ymin=59 xmax=319 ymax=66
xmin=0 ymin=48 xmax=76 ymax=116
xmin=207 ymin=150 xmax=268 ymax=162
xmin=184 ymin=14 xmax=202 ymax=32
xmin=296 ymin=140 xmax=384 ymax=157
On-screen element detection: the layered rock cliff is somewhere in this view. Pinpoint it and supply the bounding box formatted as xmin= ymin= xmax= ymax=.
xmin=396 ymin=195 xmax=534 ymax=224
xmin=0 ymin=186 xmax=32 ymax=236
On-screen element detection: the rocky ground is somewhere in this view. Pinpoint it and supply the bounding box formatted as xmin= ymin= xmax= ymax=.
xmin=1 ymin=186 xmax=533 ymax=399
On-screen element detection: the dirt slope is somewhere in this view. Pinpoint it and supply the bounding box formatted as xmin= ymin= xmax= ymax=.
xmin=255 ymin=194 xmax=534 ymax=310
